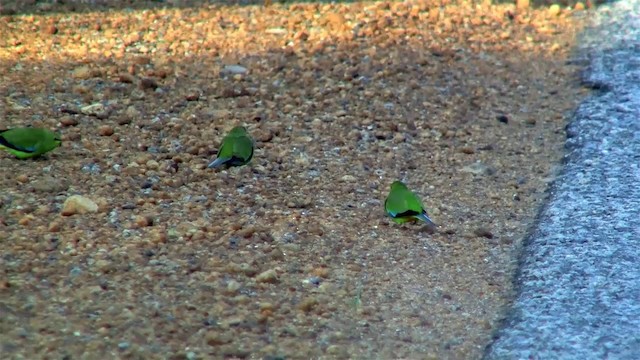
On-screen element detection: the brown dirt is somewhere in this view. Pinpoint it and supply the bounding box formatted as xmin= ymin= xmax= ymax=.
xmin=1 ymin=1 xmax=591 ymax=359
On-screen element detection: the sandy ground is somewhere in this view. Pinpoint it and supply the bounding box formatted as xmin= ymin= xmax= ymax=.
xmin=1 ymin=1 xmax=591 ymax=359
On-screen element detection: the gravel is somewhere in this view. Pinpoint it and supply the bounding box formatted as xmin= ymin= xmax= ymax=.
xmin=0 ymin=1 xmax=589 ymax=358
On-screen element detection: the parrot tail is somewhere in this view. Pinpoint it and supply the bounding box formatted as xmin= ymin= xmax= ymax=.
xmin=207 ymin=157 xmax=227 ymax=168
xmin=417 ymin=213 xmax=437 ymax=227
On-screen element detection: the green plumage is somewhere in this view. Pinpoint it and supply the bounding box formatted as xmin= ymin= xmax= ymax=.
xmin=385 ymin=181 xmax=436 ymax=226
xmin=208 ymin=126 xmax=254 ymax=168
xmin=0 ymin=128 xmax=61 ymax=159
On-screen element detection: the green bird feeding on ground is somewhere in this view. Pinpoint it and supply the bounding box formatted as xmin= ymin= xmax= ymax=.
xmin=0 ymin=127 xmax=61 ymax=159
xmin=207 ymin=126 xmax=254 ymax=169
xmin=385 ymin=180 xmax=436 ymax=227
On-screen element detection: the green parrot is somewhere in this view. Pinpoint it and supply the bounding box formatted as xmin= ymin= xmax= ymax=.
xmin=385 ymin=180 xmax=436 ymax=227
xmin=207 ymin=126 xmax=254 ymax=168
xmin=0 ymin=127 xmax=61 ymax=159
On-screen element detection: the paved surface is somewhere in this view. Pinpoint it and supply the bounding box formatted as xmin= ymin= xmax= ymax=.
xmin=484 ymin=1 xmax=640 ymax=359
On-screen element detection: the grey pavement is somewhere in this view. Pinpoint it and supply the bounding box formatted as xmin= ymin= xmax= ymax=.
xmin=484 ymin=1 xmax=640 ymax=359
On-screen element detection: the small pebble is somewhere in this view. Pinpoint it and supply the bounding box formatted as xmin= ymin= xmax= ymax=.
xmin=69 ymin=266 xmax=83 ymax=277
xmin=43 ymin=24 xmax=58 ymax=35
xmin=461 ymin=162 xmax=496 ymax=176
xmin=516 ymin=0 xmax=529 ymax=10
xmin=60 ymin=116 xmax=79 ymax=127
xmin=72 ymin=65 xmax=92 ymax=79
xmin=185 ymin=90 xmax=201 ymax=101
xmin=81 ymin=103 xmax=106 ymax=116
xmin=118 ymin=73 xmax=135 ymax=83
xmin=298 ymin=297 xmax=319 ymax=312
xmin=341 ymin=175 xmax=356 ymax=182
xmin=18 ymin=215 xmax=33 ymax=226
xmin=460 ymin=147 xmax=475 ymax=154
xmin=134 ymin=215 xmax=154 ymax=227
xmin=33 ymin=175 xmax=69 ymax=194
xmin=256 ymin=269 xmax=279 ymax=283
xmin=474 ymin=227 xmax=494 ymax=239
xmin=140 ymin=77 xmax=159 ymax=90
xmin=48 ymin=221 xmax=61 ymax=232
xmin=221 ymin=64 xmax=248 ymax=75
xmin=312 ymin=267 xmax=329 ymax=278
xmin=206 ymin=332 xmax=233 ymax=346
xmin=226 ymin=280 xmax=241 ymax=294
xmin=61 ymin=195 xmax=99 ymax=216
xmin=98 ymin=125 xmax=114 ymax=136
